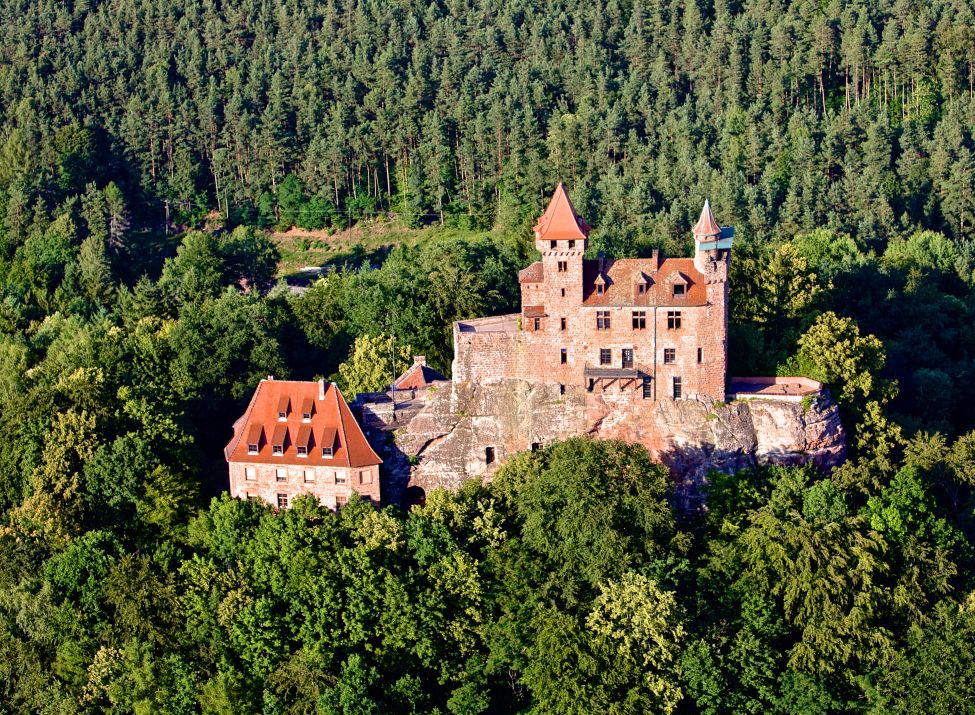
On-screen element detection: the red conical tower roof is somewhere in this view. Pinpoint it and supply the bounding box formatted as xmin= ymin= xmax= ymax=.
xmin=692 ymin=199 xmax=721 ymax=238
xmin=533 ymin=183 xmax=590 ymax=241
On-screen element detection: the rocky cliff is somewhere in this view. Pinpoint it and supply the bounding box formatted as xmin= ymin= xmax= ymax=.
xmin=358 ymin=380 xmax=846 ymax=509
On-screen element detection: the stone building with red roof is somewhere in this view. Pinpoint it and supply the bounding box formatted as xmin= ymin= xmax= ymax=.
xmin=224 ymin=378 xmax=382 ymax=509
xmin=453 ymin=184 xmax=734 ymax=401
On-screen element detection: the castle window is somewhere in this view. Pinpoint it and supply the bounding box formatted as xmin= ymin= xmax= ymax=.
xmin=596 ymin=311 xmax=611 ymax=330
xmin=533 ymin=317 xmax=540 ymax=331
xmin=276 ymin=468 xmax=287 ymax=482
xmin=568 ymin=240 xmax=575 ymax=249
xmin=596 ymin=284 xmax=605 ymax=295
xmin=335 ymin=471 xmax=347 ymax=485
xmin=643 ymin=376 xmax=652 ymax=399
xmin=560 ymin=317 xmax=567 ymax=331
xmin=560 ymin=348 xmax=567 ymax=364
xmin=638 ymin=283 xmax=647 ymax=294
xmin=664 ymin=348 xmax=676 ymax=364
xmin=558 ymin=261 xmax=568 ymax=272
xmin=667 ymin=311 xmax=682 ymax=329
xmin=600 ymin=348 xmax=612 ymax=366
xmin=531 ymin=442 xmax=542 ymax=451
xmin=485 ymin=447 xmax=496 ymax=464
xmin=632 ymin=311 xmax=646 ymax=329
xmin=550 ymin=240 xmax=557 ymax=250
xmin=277 ymin=493 xmax=289 ymax=509
xmin=245 ymin=467 xmax=257 ymax=481
xmin=561 ymin=288 xmax=566 ymax=297
xmin=673 ymin=284 xmax=686 ymax=296
xmin=673 ymin=376 xmax=682 ymax=399
xmin=697 ymin=347 xmax=703 ymax=363
xmin=559 ymin=383 xmax=565 ymax=395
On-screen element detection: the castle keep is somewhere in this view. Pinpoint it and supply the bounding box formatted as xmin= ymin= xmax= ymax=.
xmin=453 ymin=184 xmax=734 ymax=401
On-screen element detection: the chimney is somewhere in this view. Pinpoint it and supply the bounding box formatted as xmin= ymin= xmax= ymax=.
xmin=597 ymin=250 xmax=605 ymax=276
xmin=651 ymin=249 xmax=659 ymax=272
xmin=413 ymin=356 xmax=426 ymax=366
xmin=267 ymin=375 xmax=275 ymax=381
xmin=318 ymin=379 xmax=325 ymax=400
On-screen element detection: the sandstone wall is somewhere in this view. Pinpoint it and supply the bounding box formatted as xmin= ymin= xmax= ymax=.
xmin=363 ymin=379 xmax=845 ymax=508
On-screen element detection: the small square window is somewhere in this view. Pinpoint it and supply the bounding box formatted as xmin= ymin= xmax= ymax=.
xmin=322 ymin=446 xmax=333 ymax=457
xmin=276 ymin=468 xmax=287 ymax=482
xmin=673 ymin=284 xmax=686 ymax=296
xmin=664 ymin=348 xmax=676 ymax=364
xmin=335 ymin=472 xmax=347 ymax=485
xmin=558 ymin=261 xmax=568 ymax=273
xmin=245 ymin=467 xmax=257 ymax=481
xmin=568 ymin=240 xmax=575 ymax=249
xmin=485 ymin=447 xmax=496 ymax=464
xmin=531 ymin=442 xmax=542 ymax=451
xmin=550 ymin=240 xmax=557 ymax=249
xmin=560 ymin=348 xmax=568 ymax=364
xmin=359 ymin=470 xmax=372 ymax=484
xmin=303 ymin=469 xmax=315 ymax=483
xmin=272 ymin=445 xmax=283 ymax=456
xmin=302 ymin=412 xmax=311 ymax=421
xmin=600 ymin=348 xmax=612 ymax=366
xmin=277 ymin=493 xmax=289 ymax=509
xmin=247 ymin=443 xmax=259 ymax=455
xmin=296 ymin=445 xmax=307 ymax=457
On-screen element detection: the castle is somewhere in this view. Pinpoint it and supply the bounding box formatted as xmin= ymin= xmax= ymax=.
xmin=226 ymin=184 xmax=843 ymax=511
xmin=453 ymin=183 xmax=733 ymax=401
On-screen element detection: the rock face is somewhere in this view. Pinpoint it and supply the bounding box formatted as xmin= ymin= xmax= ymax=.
xmin=356 ymin=380 xmax=846 ymax=508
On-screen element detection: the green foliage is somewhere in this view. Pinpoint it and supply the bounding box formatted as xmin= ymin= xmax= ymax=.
xmin=337 ymin=332 xmax=415 ymax=397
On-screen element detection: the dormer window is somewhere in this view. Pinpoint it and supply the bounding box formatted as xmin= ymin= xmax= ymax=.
xmin=638 ymin=284 xmax=647 ymax=294
xmin=673 ymin=284 xmax=686 ymax=296
xmin=596 ymin=284 xmax=605 ymax=295
xmin=246 ymin=424 xmax=263 ymax=455
xmin=300 ymin=397 xmax=314 ymax=422
xmin=277 ymin=396 xmax=290 ymax=421
xmin=272 ymin=424 xmax=287 ymax=455
xmin=320 ymin=427 xmax=337 ymax=459
xmin=295 ymin=424 xmax=312 ymax=458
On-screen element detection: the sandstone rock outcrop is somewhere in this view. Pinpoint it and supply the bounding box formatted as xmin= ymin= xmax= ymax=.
xmin=357 ymin=379 xmax=845 ymax=509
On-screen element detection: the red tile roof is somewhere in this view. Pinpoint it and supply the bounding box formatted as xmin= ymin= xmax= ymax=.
xmin=392 ymin=357 xmax=448 ymax=390
xmin=225 ymin=379 xmax=381 ymax=468
xmin=692 ymin=199 xmax=721 ymax=237
xmin=581 ymin=258 xmax=709 ymax=307
xmin=519 ymin=261 xmax=544 ymax=283
xmin=533 ymin=183 xmax=591 ymax=241
xmin=523 ymin=305 xmax=546 ymax=318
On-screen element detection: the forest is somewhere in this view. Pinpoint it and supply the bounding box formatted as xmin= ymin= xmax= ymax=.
xmin=1 ymin=0 xmax=975 ymax=712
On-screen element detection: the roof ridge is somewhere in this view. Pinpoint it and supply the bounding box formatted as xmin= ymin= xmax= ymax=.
xmin=331 ymin=382 xmax=352 ymax=467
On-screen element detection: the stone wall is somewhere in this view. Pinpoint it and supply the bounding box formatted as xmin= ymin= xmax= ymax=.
xmin=358 ymin=378 xmax=845 ymax=508
xmin=228 ymin=461 xmax=381 ymax=508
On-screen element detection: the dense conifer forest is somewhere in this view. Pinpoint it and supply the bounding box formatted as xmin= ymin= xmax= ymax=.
xmin=1 ymin=0 xmax=975 ymax=712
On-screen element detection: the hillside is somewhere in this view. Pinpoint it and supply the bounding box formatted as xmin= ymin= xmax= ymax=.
xmin=0 ymin=0 xmax=973 ymax=712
